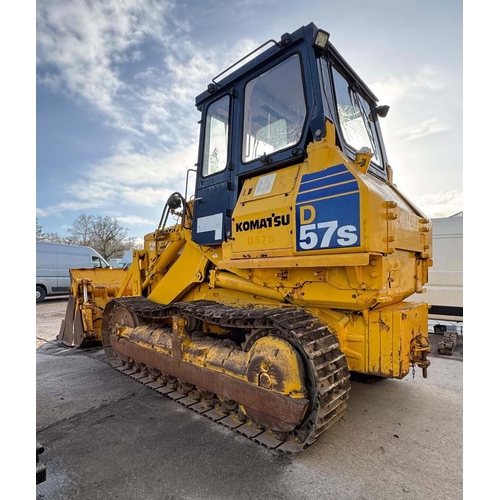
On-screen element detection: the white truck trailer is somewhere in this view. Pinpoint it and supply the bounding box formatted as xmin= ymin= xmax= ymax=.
xmin=412 ymin=213 xmax=463 ymax=321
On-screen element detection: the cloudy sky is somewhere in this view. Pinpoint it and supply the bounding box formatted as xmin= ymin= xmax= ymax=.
xmin=33 ymin=0 xmax=463 ymax=241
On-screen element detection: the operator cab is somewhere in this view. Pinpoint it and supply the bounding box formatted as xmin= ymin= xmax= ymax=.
xmin=192 ymin=22 xmax=390 ymax=246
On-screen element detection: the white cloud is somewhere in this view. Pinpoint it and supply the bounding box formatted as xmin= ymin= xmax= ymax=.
xmin=133 ymin=37 xmax=258 ymax=146
xmin=36 ymin=4 xmax=263 ymax=232
xmin=36 ymin=0 xmax=177 ymax=133
xmin=36 ymin=207 xmax=49 ymax=217
xmin=414 ymin=190 xmax=463 ymax=219
xmin=401 ymin=118 xmax=449 ymax=141
xmin=37 ymin=0 xmax=259 ymax=150
xmin=36 ymin=141 xmax=200 ymax=220
xmin=370 ymin=65 xmax=447 ymax=104
xmin=115 ymin=215 xmax=157 ymax=226
xmin=36 ymin=199 xmax=108 ymax=216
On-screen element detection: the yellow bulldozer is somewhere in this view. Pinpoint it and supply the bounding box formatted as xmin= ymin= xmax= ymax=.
xmin=58 ymin=23 xmax=432 ymax=452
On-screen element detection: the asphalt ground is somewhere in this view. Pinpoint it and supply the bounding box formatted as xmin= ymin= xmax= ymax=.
xmin=33 ymin=298 xmax=464 ymax=500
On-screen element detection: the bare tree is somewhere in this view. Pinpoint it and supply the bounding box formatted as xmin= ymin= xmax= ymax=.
xmin=44 ymin=233 xmax=70 ymax=244
xmin=68 ymin=214 xmax=136 ymax=261
xmin=68 ymin=215 xmax=97 ymax=246
xmin=91 ymin=216 xmax=136 ymax=262
xmin=36 ymin=220 xmax=68 ymax=243
xmin=36 ymin=218 xmax=46 ymax=241
xmin=38 ymin=215 xmax=139 ymax=260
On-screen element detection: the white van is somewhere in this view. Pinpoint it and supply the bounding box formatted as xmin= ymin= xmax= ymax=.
xmin=115 ymin=250 xmax=133 ymax=269
xmin=36 ymin=242 xmax=110 ymax=303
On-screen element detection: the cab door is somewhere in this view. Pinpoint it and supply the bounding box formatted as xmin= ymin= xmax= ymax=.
xmin=192 ymin=94 xmax=233 ymax=245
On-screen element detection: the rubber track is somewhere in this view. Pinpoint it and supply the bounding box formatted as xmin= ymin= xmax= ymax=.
xmin=103 ymin=297 xmax=351 ymax=452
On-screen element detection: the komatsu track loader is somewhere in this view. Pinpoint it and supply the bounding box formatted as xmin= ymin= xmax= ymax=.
xmin=58 ymin=23 xmax=432 ymax=452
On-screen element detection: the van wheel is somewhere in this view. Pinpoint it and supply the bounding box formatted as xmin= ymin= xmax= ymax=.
xmin=36 ymin=286 xmax=46 ymax=303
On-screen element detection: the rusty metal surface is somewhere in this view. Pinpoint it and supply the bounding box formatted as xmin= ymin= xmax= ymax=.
xmin=110 ymin=336 xmax=308 ymax=430
xmin=437 ymin=332 xmax=459 ymax=356
xmin=410 ymin=333 xmax=431 ymax=378
xmin=73 ymin=309 xmax=85 ymax=347
xmin=57 ymin=296 xmax=102 ymax=348
xmin=57 ymin=295 xmax=76 ymax=346
xmin=101 ymin=297 xmax=351 ymax=452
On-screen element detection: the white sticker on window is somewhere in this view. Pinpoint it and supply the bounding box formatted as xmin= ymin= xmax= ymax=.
xmin=254 ymin=173 xmax=277 ymax=196
xmin=197 ymin=213 xmax=223 ymax=240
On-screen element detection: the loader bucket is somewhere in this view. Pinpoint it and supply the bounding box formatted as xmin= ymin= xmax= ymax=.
xmin=58 ymin=268 xmax=133 ymax=347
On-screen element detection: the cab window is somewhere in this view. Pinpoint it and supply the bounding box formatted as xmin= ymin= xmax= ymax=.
xmin=202 ymin=95 xmax=230 ymax=176
xmin=332 ymin=67 xmax=382 ymax=167
xmin=242 ymin=55 xmax=307 ymax=163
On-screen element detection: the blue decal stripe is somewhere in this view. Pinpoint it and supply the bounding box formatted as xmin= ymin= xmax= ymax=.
xmin=298 ymin=171 xmax=356 ymax=193
xmin=300 ymin=164 xmax=347 ymax=184
xmin=296 ymin=181 xmax=359 ymax=204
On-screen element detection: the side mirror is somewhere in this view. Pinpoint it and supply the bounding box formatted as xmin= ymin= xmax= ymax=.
xmin=376 ymin=105 xmax=390 ymax=118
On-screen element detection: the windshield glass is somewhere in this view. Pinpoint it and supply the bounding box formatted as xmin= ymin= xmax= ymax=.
xmin=242 ymin=55 xmax=307 ymax=163
xmin=332 ymin=67 xmax=381 ymax=166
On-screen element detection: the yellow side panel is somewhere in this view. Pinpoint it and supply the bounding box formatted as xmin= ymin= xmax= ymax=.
xmin=367 ymin=301 xmax=428 ymax=379
xmin=232 ymin=166 xmax=300 ymax=255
